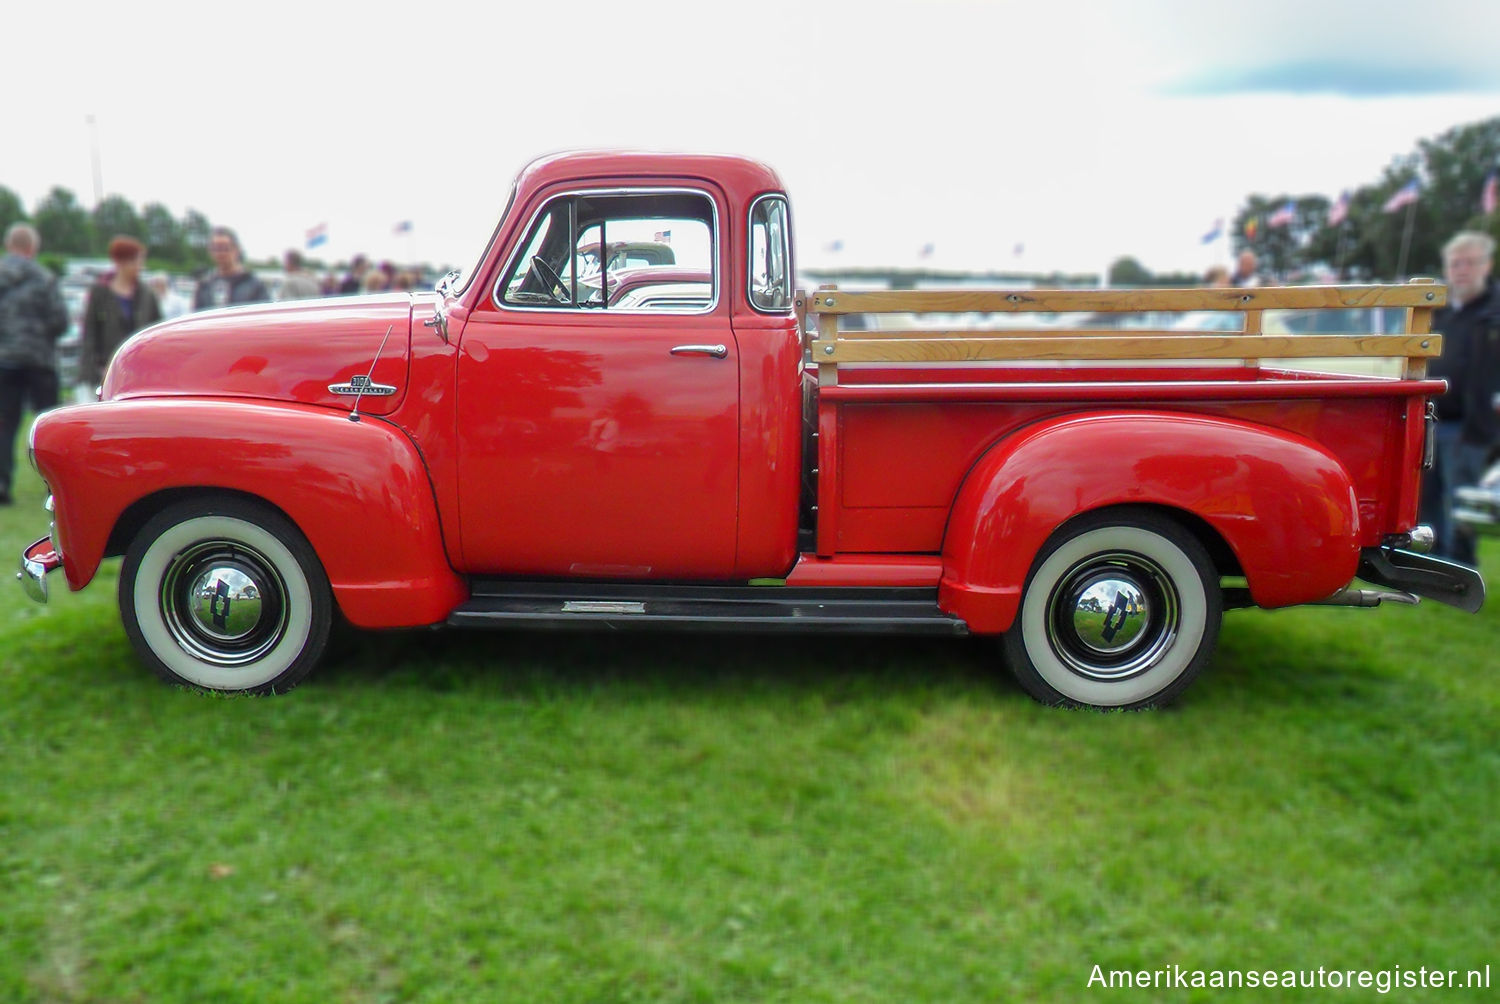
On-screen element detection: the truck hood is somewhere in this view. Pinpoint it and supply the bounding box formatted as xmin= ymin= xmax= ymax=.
xmin=102 ymin=293 xmax=416 ymax=417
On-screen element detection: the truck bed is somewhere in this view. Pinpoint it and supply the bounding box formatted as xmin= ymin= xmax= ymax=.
xmin=803 ymin=283 xmax=1444 ymax=561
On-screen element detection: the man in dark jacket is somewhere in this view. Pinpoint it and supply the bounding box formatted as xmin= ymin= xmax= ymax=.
xmin=193 ymin=226 xmax=269 ymax=310
xmin=1422 ymin=230 xmax=1500 ymax=566
xmin=0 ymin=223 xmax=69 ymax=504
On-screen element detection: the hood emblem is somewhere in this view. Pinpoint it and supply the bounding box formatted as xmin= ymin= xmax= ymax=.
xmin=328 ymin=374 xmax=397 ymax=397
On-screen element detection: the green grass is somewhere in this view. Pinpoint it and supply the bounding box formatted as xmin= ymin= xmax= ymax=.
xmin=2 ymin=422 xmax=1497 ymax=1002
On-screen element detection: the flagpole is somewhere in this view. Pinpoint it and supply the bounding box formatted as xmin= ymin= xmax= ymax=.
xmin=1395 ymin=199 xmax=1416 ymax=279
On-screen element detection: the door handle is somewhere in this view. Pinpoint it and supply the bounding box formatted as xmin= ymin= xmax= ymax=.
xmin=669 ymin=344 xmax=728 ymax=359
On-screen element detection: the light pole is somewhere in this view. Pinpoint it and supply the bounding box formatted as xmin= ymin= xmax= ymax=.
xmin=86 ymin=114 xmax=103 ymax=206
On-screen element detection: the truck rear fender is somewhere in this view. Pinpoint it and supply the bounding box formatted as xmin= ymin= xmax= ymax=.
xmin=32 ymin=400 xmax=468 ymax=628
xmin=939 ymin=411 xmax=1361 ymax=633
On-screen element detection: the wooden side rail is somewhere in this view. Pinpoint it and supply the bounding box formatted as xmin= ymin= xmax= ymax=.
xmin=806 ymin=283 xmax=1445 ymax=314
xmin=803 ymin=279 xmax=1447 ymax=384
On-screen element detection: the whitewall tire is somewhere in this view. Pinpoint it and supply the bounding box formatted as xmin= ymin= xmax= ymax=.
xmin=119 ymin=498 xmax=332 ymax=694
xmin=1003 ymin=509 xmax=1222 ymax=709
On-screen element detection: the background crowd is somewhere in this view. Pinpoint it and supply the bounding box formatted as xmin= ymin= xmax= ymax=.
xmin=2 ymin=215 xmax=1499 ymax=576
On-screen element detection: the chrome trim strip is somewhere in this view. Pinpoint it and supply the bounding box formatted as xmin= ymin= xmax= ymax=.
xmin=747 ymin=193 xmax=794 ymax=315
xmin=562 ymin=600 xmax=647 ymax=614
xmin=491 ymin=186 xmax=721 ymax=316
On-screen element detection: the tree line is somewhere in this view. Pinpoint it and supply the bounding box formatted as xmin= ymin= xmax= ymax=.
xmin=1115 ymin=116 xmax=1500 ymax=286
xmin=1240 ymin=116 xmax=1500 ymax=281
xmin=0 ymin=185 xmax=218 ymax=274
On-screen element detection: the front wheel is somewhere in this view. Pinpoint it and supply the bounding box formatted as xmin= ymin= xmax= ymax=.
xmin=1002 ymin=509 xmax=1222 ymax=709
xmin=119 ymin=498 xmax=332 ymax=694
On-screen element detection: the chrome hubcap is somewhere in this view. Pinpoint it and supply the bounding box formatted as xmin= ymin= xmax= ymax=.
xmin=1070 ymin=575 xmax=1151 ymax=654
xmin=186 ymin=566 xmax=265 ymax=641
xmin=1046 ymin=551 xmax=1179 ymax=681
xmin=161 ymin=541 xmax=288 ymax=667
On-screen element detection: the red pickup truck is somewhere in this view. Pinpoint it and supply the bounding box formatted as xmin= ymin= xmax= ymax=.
xmin=17 ymin=151 xmax=1485 ymax=708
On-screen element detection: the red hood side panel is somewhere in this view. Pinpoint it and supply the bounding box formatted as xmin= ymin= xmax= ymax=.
xmin=102 ymin=294 xmax=416 ymax=417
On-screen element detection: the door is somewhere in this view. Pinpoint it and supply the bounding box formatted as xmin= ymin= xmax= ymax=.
xmin=455 ymin=186 xmax=739 ymax=579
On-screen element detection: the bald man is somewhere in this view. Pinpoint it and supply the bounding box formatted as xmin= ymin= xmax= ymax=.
xmin=0 ymin=223 xmax=69 ymax=504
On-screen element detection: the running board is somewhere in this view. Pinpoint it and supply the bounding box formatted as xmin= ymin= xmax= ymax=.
xmin=448 ymin=581 xmax=969 ymax=635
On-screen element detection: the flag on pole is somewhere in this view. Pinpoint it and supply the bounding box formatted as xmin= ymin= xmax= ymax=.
xmin=1267 ymin=201 xmax=1296 ymax=228
xmin=1482 ymin=170 xmax=1498 ymax=215
xmin=393 ymin=220 xmax=413 ymax=235
xmin=1243 ymin=216 xmax=1260 ymax=242
xmin=305 ymin=223 xmax=328 ymax=249
xmin=1382 ymin=179 xmax=1420 ymax=213
xmin=1328 ymin=190 xmax=1350 ymax=227
xmin=824 ymin=239 xmax=844 ymax=253
xmin=1200 ymin=218 xmax=1223 ymax=244
xmin=918 ymin=242 xmax=935 ymax=258
xmin=653 ymin=229 xmax=672 ymax=243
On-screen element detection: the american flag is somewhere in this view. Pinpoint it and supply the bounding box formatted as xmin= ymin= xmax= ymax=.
xmin=1267 ymin=201 xmax=1296 ymax=228
xmin=1327 ymin=191 xmax=1350 ymax=227
xmin=393 ymin=220 xmax=413 ymax=235
xmin=1200 ymin=218 xmax=1223 ymax=244
xmin=653 ymin=229 xmax=672 ymax=243
xmin=305 ymin=223 xmax=328 ymax=249
xmin=1482 ymin=170 xmax=1498 ymax=216
xmin=1382 ymin=179 xmax=1420 ymax=214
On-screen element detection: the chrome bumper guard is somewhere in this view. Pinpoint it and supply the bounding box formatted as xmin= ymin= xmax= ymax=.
xmin=17 ymin=536 xmax=61 ymax=604
xmin=1356 ymin=544 xmax=1486 ymax=614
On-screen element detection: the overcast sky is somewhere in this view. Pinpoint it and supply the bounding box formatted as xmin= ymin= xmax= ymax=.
xmin=5 ymin=0 xmax=1498 ymax=277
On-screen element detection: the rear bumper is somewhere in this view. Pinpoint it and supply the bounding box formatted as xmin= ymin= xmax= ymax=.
xmin=1357 ymin=544 xmax=1486 ymax=614
xmin=17 ymin=536 xmax=61 ymax=604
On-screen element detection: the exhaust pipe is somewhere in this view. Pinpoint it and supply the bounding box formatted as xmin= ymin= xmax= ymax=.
xmin=1311 ymin=587 xmax=1420 ymax=608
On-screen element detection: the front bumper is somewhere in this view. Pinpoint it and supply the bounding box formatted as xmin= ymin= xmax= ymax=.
xmin=17 ymin=536 xmax=62 ymax=604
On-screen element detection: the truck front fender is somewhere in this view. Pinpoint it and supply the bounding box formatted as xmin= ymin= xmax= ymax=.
xmin=940 ymin=410 xmax=1360 ymax=632
xmin=30 ymin=399 xmax=467 ymax=628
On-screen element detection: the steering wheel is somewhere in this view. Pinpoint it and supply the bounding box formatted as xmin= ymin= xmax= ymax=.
xmin=530 ymin=256 xmax=572 ymax=305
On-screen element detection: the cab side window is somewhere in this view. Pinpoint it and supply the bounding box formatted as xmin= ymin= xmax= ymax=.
xmin=749 ymin=195 xmax=792 ymax=311
xmin=498 ymin=190 xmax=715 ymax=311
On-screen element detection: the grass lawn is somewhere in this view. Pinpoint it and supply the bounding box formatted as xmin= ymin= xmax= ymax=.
xmin=2 ymin=422 xmax=1497 ymax=1002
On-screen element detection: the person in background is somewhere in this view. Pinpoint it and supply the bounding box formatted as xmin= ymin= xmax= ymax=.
xmin=280 ymin=249 xmax=322 ymax=300
xmin=339 ymin=255 xmax=370 ymax=294
xmin=1204 ymin=265 xmax=1231 ymax=288
xmin=1230 ymin=249 xmax=1262 ymax=287
xmin=193 ymin=226 xmax=268 ymax=310
xmin=80 ymin=236 xmax=162 ymax=398
xmin=149 ymin=273 xmax=190 ymax=319
xmin=0 ymin=223 xmax=68 ymax=505
xmin=362 ymin=268 xmax=389 ymax=293
xmin=1422 ymin=230 xmax=1500 ymax=567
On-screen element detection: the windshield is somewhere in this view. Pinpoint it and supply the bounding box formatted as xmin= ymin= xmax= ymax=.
xmin=444 ymin=181 xmax=518 ymax=298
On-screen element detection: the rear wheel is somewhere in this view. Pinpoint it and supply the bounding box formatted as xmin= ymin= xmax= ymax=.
xmin=119 ymin=498 xmax=332 ymax=694
xmin=1003 ymin=509 xmax=1222 ymax=709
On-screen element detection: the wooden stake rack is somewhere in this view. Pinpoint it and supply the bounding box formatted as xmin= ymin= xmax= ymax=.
xmin=801 ymin=279 xmax=1445 ymax=385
